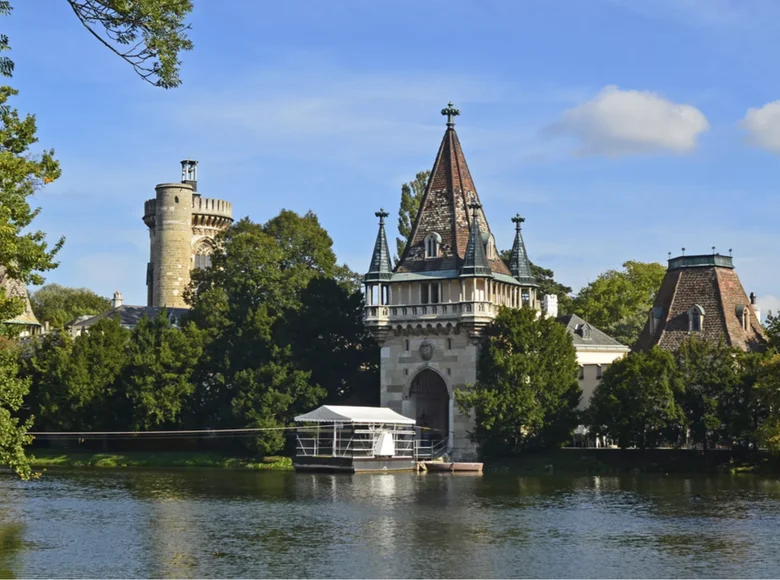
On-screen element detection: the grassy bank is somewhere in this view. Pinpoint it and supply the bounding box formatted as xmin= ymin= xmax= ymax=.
xmin=485 ymin=448 xmax=780 ymax=476
xmin=29 ymin=450 xmax=293 ymax=471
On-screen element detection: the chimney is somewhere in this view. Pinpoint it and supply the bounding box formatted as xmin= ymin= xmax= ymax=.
xmin=112 ymin=290 xmax=123 ymax=309
xmin=543 ymin=294 xmax=558 ymax=319
xmin=181 ymin=159 xmax=198 ymax=193
xmin=750 ymin=292 xmax=762 ymax=323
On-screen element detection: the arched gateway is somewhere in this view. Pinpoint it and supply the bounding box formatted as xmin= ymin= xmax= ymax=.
xmin=407 ymin=369 xmax=449 ymax=445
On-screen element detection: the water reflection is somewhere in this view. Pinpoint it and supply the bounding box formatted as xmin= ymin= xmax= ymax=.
xmin=2 ymin=470 xmax=780 ymax=577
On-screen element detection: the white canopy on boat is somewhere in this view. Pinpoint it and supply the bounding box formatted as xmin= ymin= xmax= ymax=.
xmin=294 ymin=405 xmax=416 ymax=425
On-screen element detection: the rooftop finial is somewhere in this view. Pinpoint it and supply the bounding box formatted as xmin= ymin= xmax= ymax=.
xmin=682 ymin=247 xmax=686 ymax=256
xmin=511 ymin=214 xmax=525 ymax=230
xmin=729 ymin=248 xmax=733 ymax=256
xmin=441 ymin=101 xmax=460 ymax=128
xmin=712 ymin=246 xmax=716 ymax=255
xmin=375 ymin=208 xmax=389 ymax=225
xmin=468 ymin=200 xmax=482 ymax=215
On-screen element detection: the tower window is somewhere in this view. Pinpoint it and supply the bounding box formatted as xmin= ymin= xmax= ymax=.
xmin=688 ymin=304 xmax=705 ymax=332
xmin=404 ymin=339 xmax=410 ymax=351
xmin=521 ymin=289 xmax=530 ymax=306
xmin=194 ymin=253 xmax=212 ymax=269
xmin=424 ymin=232 xmax=442 ymax=258
xmin=447 ymin=338 xmax=452 ymax=350
xmin=420 ymin=282 xmax=439 ymax=304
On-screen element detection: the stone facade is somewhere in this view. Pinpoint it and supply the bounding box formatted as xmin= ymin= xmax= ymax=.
xmin=364 ymin=105 xmax=540 ymax=461
xmin=0 ymin=266 xmax=42 ymax=338
xmin=143 ymin=160 xmax=233 ymax=308
xmin=634 ymin=253 xmax=766 ymax=352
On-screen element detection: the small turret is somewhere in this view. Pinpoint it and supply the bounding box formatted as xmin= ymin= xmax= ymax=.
xmin=508 ymin=214 xmax=537 ymax=286
xmin=365 ymin=209 xmax=393 ymax=282
xmin=460 ymin=202 xmax=492 ymax=277
xmin=181 ymin=159 xmax=198 ymax=193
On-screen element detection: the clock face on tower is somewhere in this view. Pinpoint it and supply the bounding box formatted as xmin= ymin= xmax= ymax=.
xmin=419 ymin=341 xmax=433 ymax=361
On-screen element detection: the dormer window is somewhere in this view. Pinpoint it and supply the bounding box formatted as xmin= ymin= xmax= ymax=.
xmin=425 ymin=232 xmax=442 ymax=258
xmin=737 ymin=305 xmax=750 ymax=331
xmin=649 ymin=306 xmax=663 ymax=334
xmin=688 ymin=304 xmax=705 ymax=332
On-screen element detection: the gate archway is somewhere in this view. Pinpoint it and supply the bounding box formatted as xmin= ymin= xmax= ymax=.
xmin=408 ymin=369 xmax=449 ymax=446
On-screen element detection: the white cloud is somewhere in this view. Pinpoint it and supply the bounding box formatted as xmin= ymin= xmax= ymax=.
xmin=757 ymin=295 xmax=780 ymax=321
xmin=548 ymin=86 xmax=709 ymax=156
xmin=742 ymin=100 xmax=780 ymax=152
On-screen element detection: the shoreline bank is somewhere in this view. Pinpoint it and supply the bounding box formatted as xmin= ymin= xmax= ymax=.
xmin=28 ymin=450 xmax=293 ymax=471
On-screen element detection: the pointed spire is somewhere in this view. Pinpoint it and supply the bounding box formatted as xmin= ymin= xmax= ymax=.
xmin=509 ymin=214 xmax=537 ymax=286
xmin=396 ymin=104 xmax=512 ymax=277
xmin=461 ymin=202 xmax=493 ymax=278
xmin=365 ymin=208 xmax=393 ymax=281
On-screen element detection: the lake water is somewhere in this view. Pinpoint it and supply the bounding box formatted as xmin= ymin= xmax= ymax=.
xmin=2 ymin=468 xmax=780 ymax=578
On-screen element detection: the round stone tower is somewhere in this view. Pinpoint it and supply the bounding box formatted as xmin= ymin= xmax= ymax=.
xmin=143 ymin=160 xmax=233 ymax=308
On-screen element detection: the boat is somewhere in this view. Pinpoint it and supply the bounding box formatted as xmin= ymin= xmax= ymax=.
xmin=423 ymin=461 xmax=483 ymax=473
xmin=293 ymin=405 xmax=418 ymax=473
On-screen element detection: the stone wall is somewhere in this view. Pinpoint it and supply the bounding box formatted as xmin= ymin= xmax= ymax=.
xmin=380 ymin=330 xmax=479 ymax=460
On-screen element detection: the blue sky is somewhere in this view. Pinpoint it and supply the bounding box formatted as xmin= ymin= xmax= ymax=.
xmin=7 ymin=1 xmax=780 ymax=313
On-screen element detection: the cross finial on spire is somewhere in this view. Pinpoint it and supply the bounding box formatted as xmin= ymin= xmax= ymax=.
xmin=511 ymin=214 xmax=525 ymax=230
xmin=375 ymin=208 xmax=389 ymax=225
xmin=441 ymin=101 xmax=460 ymax=127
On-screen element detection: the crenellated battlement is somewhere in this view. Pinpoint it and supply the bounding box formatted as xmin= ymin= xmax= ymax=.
xmin=192 ymin=196 xmax=232 ymax=219
xmin=143 ymin=196 xmax=233 ymax=232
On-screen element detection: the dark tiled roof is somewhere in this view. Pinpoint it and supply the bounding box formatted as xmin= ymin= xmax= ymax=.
xmin=461 ymin=204 xmax=493 ymax=277
xmin=557 ymin=314 xmax=629 ymax=348
xmin=365 ymin=210 xmax=393 ymax=282
xmin=634 ymin=255 xmax=766 ymax=353
xmin=69 ymin=305 xmax=189 ymax=330
xmin=508 ymin=216 xmax=536 ymax=285
xmin=395 ymin=116 xmax=511 ymax=276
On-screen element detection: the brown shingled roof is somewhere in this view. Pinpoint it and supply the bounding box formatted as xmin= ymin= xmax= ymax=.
xmin=395 ymin=120 xmax=511 ymax=276
xmin=634 ymin=255 xmax=766 ymax=353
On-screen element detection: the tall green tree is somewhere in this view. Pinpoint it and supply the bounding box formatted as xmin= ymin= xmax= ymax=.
xmin=30 ymin=283 xmax=109 ymax=328
xmin=456 ymin=307 xmax=580 ymax=456
xmin=26 ymin=317 xmax=130 ymax=432
xmin=676 ymin=336 xmax=744 ymax=450
xmin=286 ymin=277 xmax=379 ymax=406
xmin=188 ymin=216 xmax=328 ymax=454
xmin=764 ymin=311 xmax=780 ymax=351
xmin=0 ymin=84 xmax=60 ymax=478
xmin=571 ymin=260 xmax=666 ymax=347
xmin=395 ymin=170 xmax=430 ymax=261
xmin=120 ymin=311 xmax=203 ymax=430
xmin=588 ymin=348 xmax=685 ymax=449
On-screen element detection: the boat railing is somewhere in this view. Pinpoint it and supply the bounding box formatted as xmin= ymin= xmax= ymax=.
xmin=294 ymin=433 xmax=416 ymax=459
xmin=414 ymin=438 xmax=448 ymax=460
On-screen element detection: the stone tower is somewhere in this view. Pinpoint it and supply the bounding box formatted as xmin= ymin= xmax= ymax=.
xmin=363 ymin=104 xmax=540 ymax=460
xmin=634 ymin=252 xmax=766 ymax=352
xmin=143 ymin=160 xmax=233 ymax=308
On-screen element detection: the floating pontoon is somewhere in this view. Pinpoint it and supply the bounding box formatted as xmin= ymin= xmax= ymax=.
xmin=293 ymin=405 xmax=418 ymax=472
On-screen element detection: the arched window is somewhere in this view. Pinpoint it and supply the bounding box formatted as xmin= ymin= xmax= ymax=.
xmin=688 ymin=304 xmax=705 ymax=332
xmin=193 ymin=239 xmax=214 ymax=270
xmin=424 ymin=232 xmax=442 ymax=258
xmin=737 ymin=305 xmax=750 ymax=331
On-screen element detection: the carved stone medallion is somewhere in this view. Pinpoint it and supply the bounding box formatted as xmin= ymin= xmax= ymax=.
xmin=419 ymin=341 xmax=434 ymax=361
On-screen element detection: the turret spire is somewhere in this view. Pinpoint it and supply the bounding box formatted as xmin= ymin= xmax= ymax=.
xmin=508 ymin=214 xmax=537 ymax=286
xmin=365 ymin=208 xmax=393 ymax=281
xmin=460 ymin=202 xmax=492 ymax=277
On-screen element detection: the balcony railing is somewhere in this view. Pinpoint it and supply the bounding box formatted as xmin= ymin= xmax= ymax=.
xmin=364 ymin=301 xmax=497 ymax=323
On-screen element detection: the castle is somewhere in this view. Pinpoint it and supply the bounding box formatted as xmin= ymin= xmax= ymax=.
xmin=363 ymin=104 xmax=542 ymax=460
xmin=142 ymin=160 xmax=233 ymax=308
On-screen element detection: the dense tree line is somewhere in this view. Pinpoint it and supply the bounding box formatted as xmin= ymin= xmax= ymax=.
xmin=587 ymin=337 xmax=780 ymax=452
xmin=19 ymin=211 xmax=378 ymax=455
